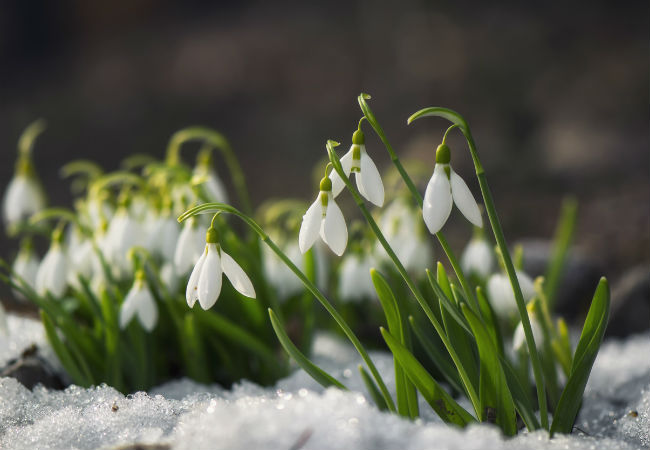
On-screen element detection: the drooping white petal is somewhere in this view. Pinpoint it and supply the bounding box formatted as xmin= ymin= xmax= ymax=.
xmin=186 ymin=247 xmax=208 ymax=307
xmin=197 ymin=244 xmax=222 ymax=309
xmin=135 ymin=289 xmax=158 ymax=332
xmin=221 ymin=250 xmax=256 ymax=298
xmin=298 ymin=198 xmax=322 ymax=254
xmin=3 ymin=175 xmax=45 ymax=226
xmin=119 ymin=286 xmax=139 ymax=329
xmin=450 ymin=168 xmax=482 ymax=228
xmin=320 ymin=195 xmax=347 ymax=256
xmin=358 ymin=151 xmax=384 ymax=206
xmin=175 ymin=220 xmax=198 ymax=274
xmin=36 ymin=246 xmax=67 ymax=297
xmin=13 ymin=251 xmax=40 ymax=292
xmin=422 ymin=164 xmax=453 ymax=234
xmin=204 ymin=170 xmax=229 ymax=203
xmin=158 ymin=216 xmax=180 ymax=261
xmin=461 ymin=238 xmax=493 ymax=278
xmin=338 ymin=254 xmax=374 ymax=302
xmin=329 ymin=150 xmax=354 ymax=197
xmin=487 ymin=271 xmax=536 ymax=318
xmin=160 ymin=262 xmax=179 ymax=293
xmin=517 ymin=271 xmax=536 ymax=302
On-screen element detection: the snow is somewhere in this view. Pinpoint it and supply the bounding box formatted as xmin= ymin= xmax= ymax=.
xmin=0 ymin=314 xmax=648 ymax=450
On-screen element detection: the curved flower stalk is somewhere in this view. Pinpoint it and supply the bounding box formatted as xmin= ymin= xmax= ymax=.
xmin=36 ymin=228 xmax=68 ymax=297
xmin=487 ymin=270 xmax=536 ymax=319
xmin=377 ymin=198 xmax=432 ymax=273
xmin=423 ymin=143 xmax=482 ymax=235
xmin=186 ymin=222 xmax=255 ymax=310
xmin=119 ymin=270 xmax=158 ymax=332
xmin=299 ymin=174 xmax=348 ymax=257
xmin=461 ymin=231 xmax=494 ymax=279
xmin=3 ymin=120 xmax=48 ymax=229
xmin=329 ymin=122 xmax=384 ymax=207
xmin=12 ymin=238 xmax=40 ymax=299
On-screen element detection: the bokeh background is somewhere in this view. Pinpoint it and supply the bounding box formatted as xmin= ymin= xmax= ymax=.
xmin=1 ymin=1 xmax=647 ymax=329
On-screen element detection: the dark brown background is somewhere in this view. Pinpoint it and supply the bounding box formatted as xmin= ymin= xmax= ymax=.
xmin=0 ymin=1 xmax=647 ymax=300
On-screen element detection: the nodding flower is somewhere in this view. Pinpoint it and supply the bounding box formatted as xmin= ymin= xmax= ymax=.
xmin=422 ymin=143 xmax=482 ymax=235
xmin=185 ymin=225 xmax=255 ymax=310
xmin=36 ymin=229 xmax=68 ymax=298
xmin=329 ymin=125 xmax=384 ymax=207
xmin=119 ymin=270 xmax=158 ymax=332
xmin=299 ymin=176 xmax=348 ymax=257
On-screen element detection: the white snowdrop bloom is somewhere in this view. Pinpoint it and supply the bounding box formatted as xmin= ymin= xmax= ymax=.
xmin=513 ymin=310 xmax=544 ymax=353
xmin=3 ymin=173 xmax=45 ymax=227
xmin=36 ymin=231 xmax=68 ymax=298
xmin=329 ymin=128 xmax=384 ymax=206
xmin=128 ymin=195 xmax=150 ymax=222
xmin=104 ymin=207 xmax=142 ymax=278
xmin=338 ymin=253 xmax=375 ymax=303
xmin=422 ymin=143 xmax=482 ymax=235
xmin=174 ymin=218 xmax=207 ymax=275
xmin=119 ymin=271 xmax=158 ymax=332
xmin=186 ymin=227 xmax=256 ymax=310
xmin=12 ymin=243 xmax=40 ymax=297
xmin=487 ymin=270 xmax=536 ymax=318
xmin=193 ymin=149 xmax=229 ymax=203
xmin=461 ymin=236 xmax=494 ymax=278
xmin=378 ymin=199 xmax=432 ymax=273
xmin=299 ymin=177 xmax=348 ymax=257
xmin=147 ymin=211 xmax=180 ymax=261
xmin=86 ymin=195 xmax=113 ymax=228
xmin=262 ymin=237 xmax=304 ymax=301
xmin=67 ymin=237 xmax=94 ymax=288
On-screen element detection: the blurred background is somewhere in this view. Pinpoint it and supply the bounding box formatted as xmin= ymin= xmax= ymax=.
xmin=0 ymin=1 xmax=647 ymax=331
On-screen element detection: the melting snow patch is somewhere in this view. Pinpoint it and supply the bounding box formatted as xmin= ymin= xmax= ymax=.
xmin=0 ymin=315 xmax=648 ymax=450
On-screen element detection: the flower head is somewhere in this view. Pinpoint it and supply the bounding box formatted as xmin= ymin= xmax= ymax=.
xmin=299 ymin=177 xmax=348 ymax=256
xmin=329 ymin=128 xmax=384 ymax=206
xmin=12 ymin=239 xmax=40 ymax=299
xmin=461 ymin=233 xmax=494 ymax=279
xmin=338 ymin=252 xmax=375 ymax=302
xmin=186 ymin=226 xmax=255 ymax=310
xmin=486 ymin=270 xmax=536 ymax=318
xmin=3 ymin=172 xmax=45 ymax=228
xmin=174 ymin=217 xmax=207 ymax=275
xmin=36 ymin=229 xmax=68 ymax=298
xmin=423 ymin=143 xmax=482 ymax=234
xmin=119 ymin=270 xmax=158 ymax=332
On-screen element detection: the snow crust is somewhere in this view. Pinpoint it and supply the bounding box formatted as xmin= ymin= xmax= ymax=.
xmin=0 ymin=314 xmax=647 ymax=450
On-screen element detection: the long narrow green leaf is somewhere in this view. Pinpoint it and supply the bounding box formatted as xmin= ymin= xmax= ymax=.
xmin=426 ymin=269 xmax=471 ymax=335
xmin=269 ymin=308 xmax=347 ymax=390
xmin=182 ymin=313 xmax=212 ymax=383
xmin=550 ymin=278 xmax=610 ymax=436
xmin=499 ymin=355 xmax=541 ymax=431
xmin=462 ymin=304 xmax=517 ymax=435
xmin=358 ymin=365 xmax=388 ymax=411
xmin=544 ymin=197 xmax=577 ymax=309
xmin=408 ymin=316 xmax=464 ymax=394
xmin=40 ymin=310 xmax=88 ymax=386
xmin=370 ymin=269 xmax=415 ymax=418
xmin=381 ymin=327 xmax=476 ymax=427
xmin=99 ymin=288 xmax=123 ymax=391
xmin=476 ymin=286 xmax=504 ymax=355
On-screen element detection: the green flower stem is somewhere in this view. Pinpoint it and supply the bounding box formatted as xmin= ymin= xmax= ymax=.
xmin=408 ymin=107 xmax=549 ymax=430
xmin=178 ymin=203 xmax=396 ymax=412
xmin=327 ymin=141 xmax=481 ymax=417
xmin=357 ymin=94 xmax=478 ymax=313
xmin=166 ymin=127 xmax=253 ymax=215
xmin=18 ymin=119 xmax=47 ymax=159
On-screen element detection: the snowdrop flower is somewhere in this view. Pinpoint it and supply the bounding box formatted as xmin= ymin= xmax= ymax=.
xmin=194 ymin=150 xmax=228 ymax=203
xmin=160 ymin=262 xmax=179 ymax=293
xmin=299 ymin=176 xmax=348 ymax=256
xmin=378 ymin=198 xmax=432 ymax=273
xmin=461 ymin=234 xmax=494 ymax=278
xmin=186 ymin=226 xmax=256 ymax=310
xmin=329 ymin=127 xmax=384 ymax=206
xmin=338 ymin=252 xmax=375 ymax=302
xmin=423 ymin=143 xmax=482 ymax=234
xmin=12 ymin=239 xmax=40 ymax=298
xmin=3 ymin=162 xmax=45 ymax=228
xmin=36 ymin=229 xmax=68 ymax=297
xmin=487 ymin=270 xmax=536 ymax=318
xmin=104 ymin=206 xmax=142 ymax=279
xmin=512 ymin=307 xmax=544 ymax=353
xmin=174 ymin=217 xmax=207 ymax=275
xmin=119 ymin=270 xmax=158 ymax=332
xmin=147 ymin=209 xmax=180 ymax=261
xmin=67 ymin=235 xmax=94 ymax=288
